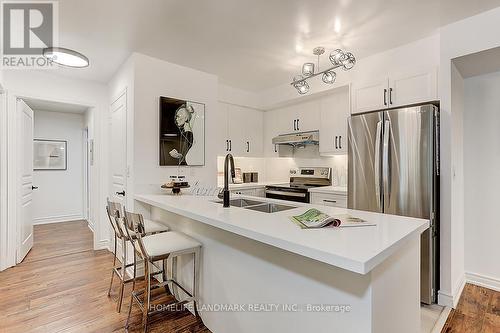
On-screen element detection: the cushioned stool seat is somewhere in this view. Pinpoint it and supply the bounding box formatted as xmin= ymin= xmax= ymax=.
xmin=142 ymin=231 xmax=201 ymax=258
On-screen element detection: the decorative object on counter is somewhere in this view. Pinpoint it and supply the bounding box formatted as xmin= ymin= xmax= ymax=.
xmin=232 ymin=168 xmax=243 ymax=184
xmin=159 ymin=96 xmax=205 ymax=166
xmin=250 ymin=172 xmax=258 ymax=183
xmin=33 ymin=139 xmax=67 ymax=170
xmin=161 ymin=175 xmax=190 ymax=194
xmin=291 ymin=47 xmax=355 ymax=94
xmin=290 ymin=209 xmax=373 ymax=229
xmin=243 ymin=172 xmax=252 ymax=183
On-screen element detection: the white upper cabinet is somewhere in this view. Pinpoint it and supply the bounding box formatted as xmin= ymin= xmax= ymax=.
xmin=319 ymin=86 xmax=350 ymax=155
xmin=351 ymin=78 xmax=389 ymax=114
xmin=389 ymin=68 xmax=437 ymax=107
xmin=219 ymin=102 xmax=264 ymax=157
xmin=239 ymin=105 xmax=264 ymax=157
xmin=351 ymin=67 xmax=438 ymax=114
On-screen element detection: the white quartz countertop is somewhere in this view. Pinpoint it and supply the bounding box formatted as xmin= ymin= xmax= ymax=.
xmin=308 ymin=186 xmax=348 ymax=195
xmin=134 ymin=193 xmax=428 ymax=274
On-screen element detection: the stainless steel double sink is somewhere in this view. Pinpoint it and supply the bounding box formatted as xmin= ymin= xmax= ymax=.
xmin=213 ymin=198 xmax=297 ymax=213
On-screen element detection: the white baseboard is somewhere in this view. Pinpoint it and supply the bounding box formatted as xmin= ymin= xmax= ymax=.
xmin=87 ymin=220 xmax=95 ymax=233
xmin=33 ymin=214 xmax=83 ymax=225
xmin=466 ymin=272 xmax=500 ymax=292
xmin=438 ymin=274 xmax=465 ymax=308
xmin=95 ymin=239 xmax=109 ymax=250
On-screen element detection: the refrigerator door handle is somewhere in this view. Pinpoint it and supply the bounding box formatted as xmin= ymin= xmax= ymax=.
xmin=374 ymin=120 xmax=383 ymax=211
xmin=382 ymin=120 xmax=391 ymax=205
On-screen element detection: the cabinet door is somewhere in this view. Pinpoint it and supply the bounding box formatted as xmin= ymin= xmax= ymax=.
xmin=263 ymin=109 xmax=287 ymax=157
xmin=242 ymin=106 xmax=263 ymax=157
xmin=295 ymin=100 xmax=320 ymax=132
xmin=389 ymin=68 xmax=437 ymax=107
xmin=215 ymin=102 xmax=230 ymax=155
xmin=319 ymin=86 xmax=350 ymax=154
xmin=226 ymin=105 xmax=247 ymax=156
xmin=351 ymin=78 xmax=389 ymax=114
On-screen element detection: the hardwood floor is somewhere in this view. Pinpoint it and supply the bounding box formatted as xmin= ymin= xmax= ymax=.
xmin=442 ymin=283 xmax=500 ymax=333
xmin=0 ymin=221 xmax=209 ymax=333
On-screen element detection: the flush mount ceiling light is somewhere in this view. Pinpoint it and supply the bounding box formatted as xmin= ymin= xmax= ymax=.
xmin=291 ymin=46 xmax=355 ymax=94
xmin=42 ymin=47 xmax=89 ymax=68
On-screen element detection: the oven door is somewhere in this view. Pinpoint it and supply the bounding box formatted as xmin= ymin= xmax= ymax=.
xmin=265 ymin=186 xmax=309 ymax=203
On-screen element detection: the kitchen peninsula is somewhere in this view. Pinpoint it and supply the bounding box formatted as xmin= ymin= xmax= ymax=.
xmin=134 ymin=193 xmax=428 ymax=333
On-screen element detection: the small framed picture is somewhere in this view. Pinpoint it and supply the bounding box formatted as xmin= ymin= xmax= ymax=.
xmin=34 ymin=139 xmax=67 ymax=170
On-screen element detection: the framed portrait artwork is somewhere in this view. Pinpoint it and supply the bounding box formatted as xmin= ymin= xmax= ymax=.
xmin=33 ymin=139 xmax=67 ymax=170
xmin=159 ymin=96 xmax=205 ymax=166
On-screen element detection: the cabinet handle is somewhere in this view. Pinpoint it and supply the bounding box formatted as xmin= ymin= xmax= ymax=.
xmin=226 ymin=140 xmax=229 ymax=151
xmin=389 ymin=88 xmax=393 ymax=105
xmin=384 ymin=89 xmax=387 ymax=106
xmin=246 ymin=141 xmax=250 ymax=153
xmin=323 ymin=199 xmax=337 ymax=203
xmin=296 ymin=119 xmax=300 ymax=131
xmin=335 ymin=136 xmax=338 ymax=149
xmin=293 ymin=119 xmax=296 ymax=131
xmin=274 ymin=144 xmax=277 ymax=153
xmin=339 ymin=136 xmax=342 ymax=149
xmin=229 ymin=140 xmax=232 ymax=151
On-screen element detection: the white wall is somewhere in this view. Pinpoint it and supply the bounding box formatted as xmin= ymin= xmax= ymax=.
xmin=439 ymin=5 xmax=500 ymax=306
xmin=33 ymin=110 xmax=85 ymax=224
xmin=463 ymin=70 xmax=500 ymax=290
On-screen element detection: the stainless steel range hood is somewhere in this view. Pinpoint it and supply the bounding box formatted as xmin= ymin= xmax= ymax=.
xmin=272 ymin=131 xmax=319 ymax=146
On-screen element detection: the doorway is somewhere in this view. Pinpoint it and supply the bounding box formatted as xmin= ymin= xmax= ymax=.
xmin=17 ymin=97 xmax=95 ymax=263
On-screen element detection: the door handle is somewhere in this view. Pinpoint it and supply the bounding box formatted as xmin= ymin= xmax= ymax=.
xmin=383 ymin=89 xmax=387 ymax=106
xmin=374 ymin=121 xmax=383 ymax=211
xmin=389 ymin=88 xmax=393 ymax=105
xmin=296 ymin=119 xmax=300 ymax=131
xmin=335 ymin=136 xmax=338 ymax=149
xmin=116 ymin=190 xmax=126 ymax=196
xmin=32 ymin=186 xmax=38 ymax=190
xmin=246 ymin=141 xmax=249 ymax=153
xmin=382 ymin=120 xmax=391 ymax=205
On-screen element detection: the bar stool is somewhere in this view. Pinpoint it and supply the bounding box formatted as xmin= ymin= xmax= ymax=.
xmin=106 ymin=198 xmax=169 ymax=312
xmin=123 ymin=210 xmax=201 ymax=333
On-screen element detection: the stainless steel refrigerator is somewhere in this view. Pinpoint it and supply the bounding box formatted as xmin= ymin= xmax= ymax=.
xmin=348 ymin=104 xmax=439 ymax=304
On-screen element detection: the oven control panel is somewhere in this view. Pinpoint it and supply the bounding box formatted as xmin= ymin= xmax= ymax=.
xmin=289 ymin=167 xmax=331 ymax=179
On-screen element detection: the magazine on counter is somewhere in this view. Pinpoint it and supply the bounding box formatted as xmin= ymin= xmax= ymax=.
xmin=290 ymin=209 xmax=376 ymax=229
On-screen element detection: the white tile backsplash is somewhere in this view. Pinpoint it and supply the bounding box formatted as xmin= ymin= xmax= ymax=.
xmin=217 ymin=155 xmax=347 ymax=186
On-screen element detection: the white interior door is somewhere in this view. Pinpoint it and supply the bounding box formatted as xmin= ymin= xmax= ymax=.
xmin=17 ymin=99 xmax=34 ymax=263
xmin=110 ymin=92 xmax=127 ymax=207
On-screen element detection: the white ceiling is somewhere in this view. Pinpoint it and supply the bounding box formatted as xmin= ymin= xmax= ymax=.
xmin=24 ymin=98 xmax=89 ymax=114
xmin=51 ymin=0 xmax=500 ymax=91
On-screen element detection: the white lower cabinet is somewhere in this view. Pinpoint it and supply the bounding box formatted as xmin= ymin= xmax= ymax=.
xmin=310 ymin=192 xmax=347 ymax=208
xmin=231 ymin=187 xmax=266 ymax=197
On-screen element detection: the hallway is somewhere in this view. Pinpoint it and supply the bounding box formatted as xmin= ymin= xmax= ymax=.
xmin=0 ymin=221 xmax=208 ymax=333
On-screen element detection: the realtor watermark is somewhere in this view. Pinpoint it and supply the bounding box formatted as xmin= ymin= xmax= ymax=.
xmin=150 ymin=303 xmax=352 ymax=313
xmin=1 ymin=0 xmax=58 ymax=68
